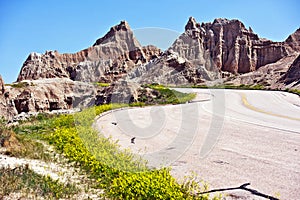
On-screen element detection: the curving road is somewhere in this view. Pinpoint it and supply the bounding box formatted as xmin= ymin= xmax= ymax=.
xmin=94 ymin=89 xmax=300 ymax=199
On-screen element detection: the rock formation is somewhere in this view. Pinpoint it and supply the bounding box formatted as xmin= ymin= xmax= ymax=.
xmin=1 ymin=18 xmax=299 ymax=121
xmin=0 ymin=75 xmax=17 ymax=120
xmin=17 ymin=21 xmax=161 ymax=83
xmin=222 ymin=54 xmax=299 ymax=89
xmin=280 ymin=55 xmax=300 ymax=86
xmin=0 ymin=78 xmax=101 ymax=121
xmin=127 ymin=50 xmax=208 ymax=85
xmin=0 ymin=75 xmax=4 ymax=95
xmin=95 ymin=81 xmax=140 ymax=105
xmin=17 ymin=50 xmax=88 ymax=81
xmin=170 ymin=17 xmax=293 ymax=74
xmin=127 ymin=17 xmax=299 ymax=86
xmin=285 ymin=28 xmax=300 ymax=52
xmin=1 ymin=21 xmax=162 ymax=121
xmin=16 ymin=18 xmax=300 ymax=86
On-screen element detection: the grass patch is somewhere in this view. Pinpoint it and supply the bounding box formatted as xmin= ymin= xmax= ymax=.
xmin=186 ymin=83 xmax=300 ymax=96
xmin=0 ymin=165 xmax=79 ymax=199
xmin=9 ymin=134 xmax=52 ymax=161
xmin=93 ymin=82 xmax=110 ymax=87
xmin=191 ymin=84 xmax=266 ymax=90
xmin=286 ymin=88 xmax=300 ymax=96
xmin=140 ymin=83 xmax=196 ymax=104
xmin=5 ymin=82 xmax=33 ymax=88
xmin=1 ymin=119 xmax=52 ymax=162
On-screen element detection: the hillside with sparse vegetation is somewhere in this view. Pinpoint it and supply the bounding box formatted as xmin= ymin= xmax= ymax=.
xmin=0 ymin=87 xmax=223 ymax=199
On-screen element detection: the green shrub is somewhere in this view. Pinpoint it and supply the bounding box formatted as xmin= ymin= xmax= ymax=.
xmin=191 ymin=84 xmax=265 ymax=90
xmin=141 ymin=84 xmax=196 ymax=104
xmin=287 ymin=88 xmax=300 ymax=96
xmin=41 ymin=104 xmax=215 ymax=199
xmin=94 ymin=82 xmax=110 ymax=87
xmin=5 ymin=82 xmax=30 ymax=88
xmin=108 ymin=169 xmax=184 ymax=199
xmin=11 ymin=101 xmax=218 ymax=199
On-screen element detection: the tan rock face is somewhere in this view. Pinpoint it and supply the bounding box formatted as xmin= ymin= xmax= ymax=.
xmin=17 ymin=50 xmax=86 ymax=81
xmin=127 ymin=50 xmax=212 ymax=85
xmin=128 ymin=18 xmax=299 ymax=88
xmin=0 ymin=78 xmax=99 ymax=120
xmin=131 ymin=18 xmax=289 ymax=84
xmin=280 ymin=55 xmax=300 ymax=86
xmin=17 ymin=21 xmax=161 ymax=83
xmin=0 ymin=75 xmax=4 ymax=95
xmin=95 ymin=81 xmax=140 ymax=105
xmin=285 ymin=28 xmax=300 ymax=52
xmin=0 ymin=78 xmax=152 ymax=121
xmin=170 ymin=17 xmax=293 ymax=74
xmin=222 ymin=54 xmax=299 ymax=90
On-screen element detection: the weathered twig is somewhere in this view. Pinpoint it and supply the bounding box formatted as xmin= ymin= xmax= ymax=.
xmin=198 ymin=183 xmax=279 ymax=200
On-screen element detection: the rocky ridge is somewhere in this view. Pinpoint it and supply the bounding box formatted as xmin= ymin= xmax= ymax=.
xmin=127 ymin=17 xmax=299 ymax=86
xmin=280 ymin=54 xmax=300 ymax=86
xmin=17 ymin=21 xmax=161 ymax=83
xmin=1 ymin=21 xmax=163 ymax=121
xmin=180 ymin=17 xmax=289 ymax=73
xmin=222 ymin=54 xmax=299 ymax=89
xmin=1 ymin=17 xmax=299 ymax=120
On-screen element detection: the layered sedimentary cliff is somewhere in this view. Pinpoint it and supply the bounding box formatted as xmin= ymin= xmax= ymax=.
xmin=0 ymin=79 xmax=90 ymax=121
xmin=171 ymin=17 xmax=295 ymax=74
xmin=128 ymin=17 xmax=299 ymax=85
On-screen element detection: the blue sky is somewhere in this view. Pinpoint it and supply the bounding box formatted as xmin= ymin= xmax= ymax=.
xmin=0 ymin=0 xmax=299 ymax=83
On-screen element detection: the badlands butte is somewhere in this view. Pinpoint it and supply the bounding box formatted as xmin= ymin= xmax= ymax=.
xmin=0 ymin=17 xmax=300 ymax=120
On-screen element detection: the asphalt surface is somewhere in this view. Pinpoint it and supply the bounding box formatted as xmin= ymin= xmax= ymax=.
xmin=94 ymin=89 xmax=300 ymax=199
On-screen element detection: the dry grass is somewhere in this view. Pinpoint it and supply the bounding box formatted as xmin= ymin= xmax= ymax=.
xmin=1 ymin=128 xmax=52 ymax=162
xmin=0 ymin=165 xmax=79 ymax=199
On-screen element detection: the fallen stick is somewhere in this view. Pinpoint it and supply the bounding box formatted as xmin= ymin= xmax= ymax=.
xmin=198 ymin=183 xmax=279 ymax=200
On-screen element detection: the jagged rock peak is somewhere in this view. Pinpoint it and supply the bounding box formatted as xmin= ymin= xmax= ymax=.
xmin=184 ymin=17 xmax=251 ymax=39
xmin=185 ymin=17 xmax=199 ymax=31
xmin=212 ymin=18 xmax=244 ymax=26
xmin=173 ymin=16 xmax=294 ymax=74
xmin=286 ymin=28 xmax=300 ymax=42
xmin=285 ymin=28 xmax=300 ymax=51
xmin=93 ymin=20 xmax=132 ymax=46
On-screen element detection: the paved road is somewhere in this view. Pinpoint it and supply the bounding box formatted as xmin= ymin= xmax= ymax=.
xmin=94 ymin=89 xmax=300 ymax=199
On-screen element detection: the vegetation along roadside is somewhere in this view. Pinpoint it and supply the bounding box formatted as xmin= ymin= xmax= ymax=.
xmin=0 ymin=87 xmax=222 ymax=199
